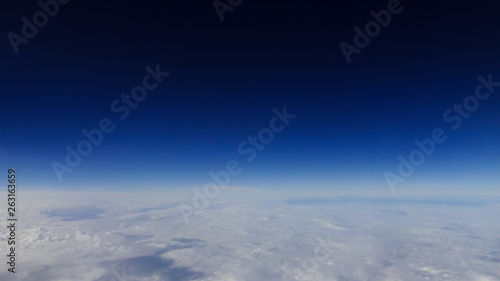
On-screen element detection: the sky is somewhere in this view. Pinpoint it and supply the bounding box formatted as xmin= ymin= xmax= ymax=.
xmin=1 ymin=0 xmax=499 ymax=195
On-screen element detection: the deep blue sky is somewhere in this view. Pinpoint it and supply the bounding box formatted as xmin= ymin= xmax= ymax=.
xmin=1 ymin=0 xmax=499 ymax=195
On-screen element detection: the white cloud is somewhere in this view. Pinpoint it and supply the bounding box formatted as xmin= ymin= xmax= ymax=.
xmin=0 ymin=191 xmax=499 ymax=280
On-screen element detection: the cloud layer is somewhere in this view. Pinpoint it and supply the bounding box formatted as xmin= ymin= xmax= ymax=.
xmin=1 ymin=191 xmax=499 ymax=281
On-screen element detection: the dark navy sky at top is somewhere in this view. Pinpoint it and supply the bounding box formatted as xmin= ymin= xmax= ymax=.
xmin=1 ymin=0 xmax=499 ymax=192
